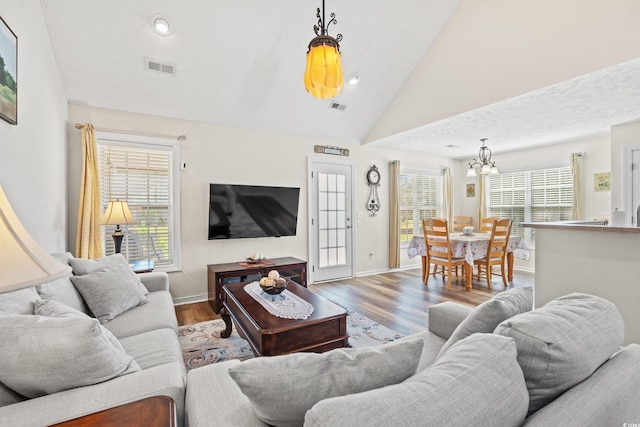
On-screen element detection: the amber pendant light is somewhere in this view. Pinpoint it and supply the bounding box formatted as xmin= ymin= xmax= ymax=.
xmin=304 ymin=0 xmax=344 ymax=99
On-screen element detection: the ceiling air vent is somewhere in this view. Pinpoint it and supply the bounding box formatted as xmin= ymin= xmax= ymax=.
xmin=144 ymin=57 xmax=176 ymax=76
xmin=328 ymin=100 xmax=347 ymax=111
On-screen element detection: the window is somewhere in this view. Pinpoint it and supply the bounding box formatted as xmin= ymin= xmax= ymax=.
xmin=489 ymin=166 xmax=573 ymax=246
xmin=97 ymin=132 xmax=181 ymax=271
xmin=399 ymin=168 xmax=444 ymax=246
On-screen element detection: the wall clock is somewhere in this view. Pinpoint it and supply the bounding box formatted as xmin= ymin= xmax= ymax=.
xmin=366 ymin=165 xmax=381 ymax=216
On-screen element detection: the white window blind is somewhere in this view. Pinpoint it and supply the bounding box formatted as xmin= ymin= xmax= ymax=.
xmin=399 ymin=168 xmax=444 ymax=246
xmin=489 ymin=166 xmax=572 ymax=245
xmin=97 ymin=134 xmax=181 ymax=270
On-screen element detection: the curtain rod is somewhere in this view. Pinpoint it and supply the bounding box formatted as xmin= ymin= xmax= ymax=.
xmin=74 ymin=123 xmax=187 ymax=141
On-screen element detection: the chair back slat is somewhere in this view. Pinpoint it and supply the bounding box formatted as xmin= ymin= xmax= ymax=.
xmin=453 ymin=216 xmax=473 ymax=232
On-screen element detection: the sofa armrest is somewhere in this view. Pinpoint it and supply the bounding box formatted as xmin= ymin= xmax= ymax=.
xmin=139 ymin=272 xmax=170 ymax=292
xmin=428 ymin=301 xmax=472 ymax=340
xmin=524 ymin=344 xmax=640 ymax=426
xmin=0 ymin=363 xmax=186 ymax=427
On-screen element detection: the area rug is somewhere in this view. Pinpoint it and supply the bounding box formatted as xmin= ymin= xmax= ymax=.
xmin=178 ymin=311 xmax=404 ymax=371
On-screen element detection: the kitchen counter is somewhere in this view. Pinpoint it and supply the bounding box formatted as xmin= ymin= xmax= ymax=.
xmin=522 ymin=220 xmax=640 ymax=233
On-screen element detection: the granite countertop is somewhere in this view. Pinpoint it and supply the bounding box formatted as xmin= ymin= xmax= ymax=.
xmin=521 ymin=220 xmax=640 ymax=233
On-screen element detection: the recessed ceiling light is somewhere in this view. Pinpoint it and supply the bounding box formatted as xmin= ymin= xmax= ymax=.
xmin=151 ymin=14 xmax=172 ymax=36
xmin=346 ymin=73 xmax=360 ymax=87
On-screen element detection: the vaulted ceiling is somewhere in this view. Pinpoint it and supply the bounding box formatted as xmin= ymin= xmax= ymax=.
xmin=41 ymin=0 xmax=640 ymax=159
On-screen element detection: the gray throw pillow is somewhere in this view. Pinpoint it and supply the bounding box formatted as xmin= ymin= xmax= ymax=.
xmin=494 ymin=293 xmax=624 ymax=416
xmin=228 ymin=338 xmax=424 ymax=427
xmin=305 ymin=334 xmax=529 ymax=427
xmin=436 ymin=286 xmax=533 ymax=359
xmin=0 ymin=313 xmax=140 ymax=398
xmin=70 ymin=264 xmax=149 ymax=323
xmin=33 ymin=299 xmax=135 ymax=364
xmin=69 ymin=254 xmax=149 ymax=295
xmin=0 ymin=287 xmax=41 ymax=315
xmin=36 ymin=267 xmax=89 ymax=314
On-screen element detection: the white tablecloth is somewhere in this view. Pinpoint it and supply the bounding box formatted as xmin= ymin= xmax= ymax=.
xmin=407 ymin=233 xmax=529 ymax=266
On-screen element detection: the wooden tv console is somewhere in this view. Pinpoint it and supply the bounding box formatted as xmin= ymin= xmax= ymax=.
xmin=207 ymin=257 xmax=307 ymax=314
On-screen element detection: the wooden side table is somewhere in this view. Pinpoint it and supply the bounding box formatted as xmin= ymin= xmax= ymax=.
xmin=50 ymin=395 xmax=176 ymax=426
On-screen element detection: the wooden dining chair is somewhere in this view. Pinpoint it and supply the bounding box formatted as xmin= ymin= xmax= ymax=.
xmin=453 ymin=216 xmax=473 ymax=232
xmin=422 ymin=218 xmax=466 ymax=289
xmin=474 ymin=218 xmax=512 ymax=289
xmin=480 ymin=217 xmax=500 ymax=233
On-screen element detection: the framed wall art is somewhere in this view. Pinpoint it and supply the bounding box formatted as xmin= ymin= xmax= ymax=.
xmin=466 ymin=183 xmax=475 ymax=197
xmin=594 ymin=172 xmax=610 ymax=192
xmin=0 ymin=16 xmax=17 ymax=125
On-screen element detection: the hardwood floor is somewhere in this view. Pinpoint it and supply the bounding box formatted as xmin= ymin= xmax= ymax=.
xmin=174 ymin=267 xmax=534 ymax=336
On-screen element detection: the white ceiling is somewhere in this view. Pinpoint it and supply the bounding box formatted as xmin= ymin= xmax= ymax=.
xmin=41 ymin=0 xmax=640 ymax=160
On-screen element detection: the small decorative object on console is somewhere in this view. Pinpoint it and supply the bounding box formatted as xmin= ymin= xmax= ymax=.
xmin=246 ymin=252 xmax=266 ymax=264
xmin=259 ymin=270 xmax=287 ymax=295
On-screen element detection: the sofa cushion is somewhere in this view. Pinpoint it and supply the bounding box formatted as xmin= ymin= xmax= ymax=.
xmin=437 ymin=286 xmax=533 ymax=359
xmin=0 ymin=313 xmax=140 ymax=398
xmin=228 ymin=338 xmax=424 ymax=427
xmin=70 ymin=264 xmax=149 ymax=323
xmin=0 ymin=287 xmax=41 ymax=314
xmin=35 ymin=269 xmax=89 ymax=314
xmin=119 ymin=328 xmax=185 ymax=374
xmin=102 ymin=291 xmax=178 ymax=338
xmin=494 ymin=293 xmax=624 ymax=416
xmin=304 ymin=333 xmax=529 ymax=427
xmin=69 ymin=253 xmax=149 ymax=295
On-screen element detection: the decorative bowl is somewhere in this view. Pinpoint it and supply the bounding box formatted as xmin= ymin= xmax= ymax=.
xmin=260 ymin=278 xmax=287 ymax=295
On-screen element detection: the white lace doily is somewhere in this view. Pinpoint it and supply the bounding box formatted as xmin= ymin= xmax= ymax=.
xmin=244 ymin=281 xmax=314 ymax=320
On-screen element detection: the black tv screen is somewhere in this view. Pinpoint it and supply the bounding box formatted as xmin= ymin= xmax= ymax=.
xmin=208 ymin=184 xmax=301 ymax=239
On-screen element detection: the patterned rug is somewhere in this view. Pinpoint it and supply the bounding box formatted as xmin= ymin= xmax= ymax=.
xmin=178 ymin=311 xmax=404 ymax=371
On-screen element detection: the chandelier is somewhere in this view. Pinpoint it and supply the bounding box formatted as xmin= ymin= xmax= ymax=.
xmin=466 ymin=138 xmax=499 ymax=177
xmin=303 ymin=0 xmax=344 ymax=99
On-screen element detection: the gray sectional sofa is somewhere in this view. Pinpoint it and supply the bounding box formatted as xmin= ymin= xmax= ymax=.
xmin=186 ymin=287 xmax=640 ymax=427
xmin=2 ymin=255 xmax=640 ymax=427
xmin=0 ymin=253 xmax=185 ymax=427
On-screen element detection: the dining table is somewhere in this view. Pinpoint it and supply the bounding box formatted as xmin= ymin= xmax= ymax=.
xmin=407 ymin=233 xmax=524 ymax=291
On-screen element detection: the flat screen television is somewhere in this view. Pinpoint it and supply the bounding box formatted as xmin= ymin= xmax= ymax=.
xmin=208 ymin=183 xmax=301 ymax=240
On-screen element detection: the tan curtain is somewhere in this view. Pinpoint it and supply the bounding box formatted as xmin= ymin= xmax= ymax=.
xmin=389 ymin=160 xmax=401 ymax=268
xmin=477 ymin=175 xmax=488 ymax=225
xmin=75 ymin=124 xmax=104 ymax=258
xmin=443 ymin=167 xmax=453 ymax=231
xmin=570 ymin=153 xmax=584 ymax=220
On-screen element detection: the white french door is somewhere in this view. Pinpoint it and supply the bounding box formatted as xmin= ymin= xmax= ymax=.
xmin=308 ymin=159 xmax=355 ymax=282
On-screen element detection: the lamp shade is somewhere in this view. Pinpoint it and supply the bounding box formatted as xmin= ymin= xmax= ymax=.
xmin=304 ymin=35 xmax=344 ymax=99
xmin=100 ymin=200 xmax=136 ymax=226
xmin=0 ymin=185 xmax=69 ymax=293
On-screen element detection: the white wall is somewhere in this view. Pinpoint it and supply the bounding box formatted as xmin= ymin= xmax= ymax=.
xmin=534 ymin=227 xmax=640 ymax=345
xmin=454 ymin=135 xmax=612 ymax=271
xmin=611 ymin=120 xmax=640 ymax=214
xmin=0 ymin=2 xmax=68 ymax=251
xmin=67 ymin=105 xmax=458 ymax=301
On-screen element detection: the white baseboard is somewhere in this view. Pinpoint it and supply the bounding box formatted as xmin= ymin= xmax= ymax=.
xmin=173 ymin=293 xmax=208 ymax=306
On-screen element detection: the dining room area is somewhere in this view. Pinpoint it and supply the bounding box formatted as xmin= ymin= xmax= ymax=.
xmin=406 ymin=216 xmax=531 ymax=292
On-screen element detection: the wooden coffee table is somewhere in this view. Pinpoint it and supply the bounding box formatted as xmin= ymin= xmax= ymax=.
xmin=221 ymin=281 xmax=348 ymax=356
xmin=51 ymin=395 xmax=176 ymax=426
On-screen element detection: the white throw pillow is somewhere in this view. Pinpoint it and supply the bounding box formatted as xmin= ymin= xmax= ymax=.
xmin=0 ymin=313 xmax=140 ymax=398
xmin=228 ymin=338 xmax=424 ymax=427
xmin=70 ymin=264 xmax=148 ymax=323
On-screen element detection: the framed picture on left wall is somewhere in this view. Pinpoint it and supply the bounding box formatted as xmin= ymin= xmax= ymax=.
xmin=0 ymin=16 xmax=17 ymax=125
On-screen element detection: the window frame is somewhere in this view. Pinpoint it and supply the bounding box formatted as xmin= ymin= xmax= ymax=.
xmin=488 ymin=165 xmax=573 ymax=248
xmin=398 ymin=167 xmax=444 ymax=248
xmin=96 ymin=131 xmax=182 ymax=272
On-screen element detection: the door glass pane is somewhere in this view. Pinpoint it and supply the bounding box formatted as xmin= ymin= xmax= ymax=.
xmin=318 ymin=171 xmax=348 ymax=269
